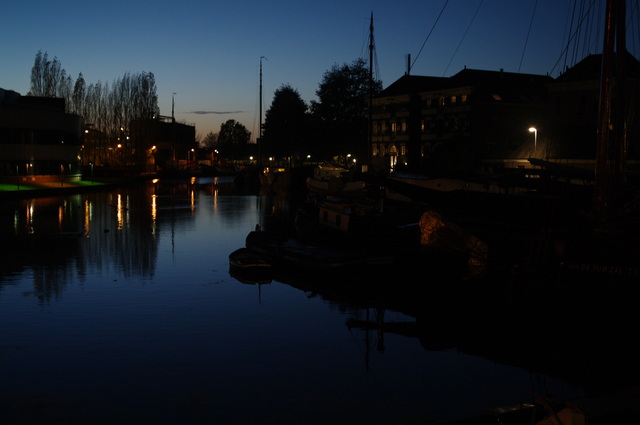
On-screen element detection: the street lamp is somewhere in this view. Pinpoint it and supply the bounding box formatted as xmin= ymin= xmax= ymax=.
xmin=528 ymin=127 xmax=537 ymax=152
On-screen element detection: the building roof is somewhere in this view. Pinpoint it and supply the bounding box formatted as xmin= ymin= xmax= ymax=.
xmin=554 ymin=50 xmax=640 ymax=82
xmin=377 ymin=74 xmax=448 ymax=97
xmin=376 ymin=68 xmax=553 ymax=103
xmin=0 ymin=88 xmax=66 ymax=111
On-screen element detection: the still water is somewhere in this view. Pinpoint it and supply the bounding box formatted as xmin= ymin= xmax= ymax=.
xmin=0 ymin=178 xmax=589 ymax=424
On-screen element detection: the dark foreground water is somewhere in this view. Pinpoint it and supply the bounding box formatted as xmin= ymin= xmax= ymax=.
xmin=0 ymin=177 xmax=635 ymax=425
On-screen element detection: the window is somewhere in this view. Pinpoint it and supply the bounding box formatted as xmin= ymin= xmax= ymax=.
xmin=400 ymin=120 xmax=407 ymax=133
xmin=391 ymin=122 xmax=397 ymax=134
xmin=450 ymin=95 xmax=457 ymax=104
xmin=438 ymin=96 xmax=445 ymax=107
xmin=372 ymin=122 xmax=379 ymax=135
xmin=461 ymin=94 xmax=468 ymax=103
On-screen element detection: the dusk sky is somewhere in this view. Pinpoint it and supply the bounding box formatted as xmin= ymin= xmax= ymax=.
xmin=3 ymin=0 xmax=636 ymax=141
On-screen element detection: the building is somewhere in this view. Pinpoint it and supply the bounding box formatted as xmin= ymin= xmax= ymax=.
xmin=0 ymin=88 xmax=82 ymax=182
xmin=371 ymin=68 xmax=552 ymax=175
xmin=546 ymin=51 xmax=640 ymax=174
xmin=371 ymin=54 xmax=640 ymax=178
xmin=129 ymin=117 xmax=197 ymax=173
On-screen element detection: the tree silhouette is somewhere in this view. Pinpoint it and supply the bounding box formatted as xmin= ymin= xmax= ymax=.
xmin=217 ymin=119 xmax=251 ymax=159
xmin=263 ymin=84 xmax=308 ymax=160
xmin=310 ymin=58 xmax=382 ymax=160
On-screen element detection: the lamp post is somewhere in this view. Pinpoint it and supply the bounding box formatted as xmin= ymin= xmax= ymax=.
xmin=529 ymin=127 xmax=537 ymax=153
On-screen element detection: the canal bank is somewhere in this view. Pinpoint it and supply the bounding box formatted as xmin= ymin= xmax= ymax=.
xmin=0 ymin=175 xmax=156 ymax=199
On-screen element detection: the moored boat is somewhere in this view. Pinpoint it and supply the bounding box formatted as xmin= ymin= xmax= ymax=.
xmin=228 ymin=247 xmax=272 ymax=283
xmin=244 ymin=230 xmax=394 ymax=280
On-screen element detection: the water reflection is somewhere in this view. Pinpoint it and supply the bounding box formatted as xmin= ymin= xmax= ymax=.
xmin=0 ymin=178 xmax=638 ymax=424
xmin=0 ymin=177 xmax=255 ymax=300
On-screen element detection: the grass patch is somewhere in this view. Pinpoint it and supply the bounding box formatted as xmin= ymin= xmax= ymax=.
xmin=0 ymin=184 xmax=39 ymax=191
xmin=74 ymin=180 xmax=107 ymax=186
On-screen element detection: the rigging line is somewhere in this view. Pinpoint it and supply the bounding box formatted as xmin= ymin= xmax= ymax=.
xmin=519 ymin=0 xmax=539 ymax=73
xmin=550 ymin=0 xmax=598 ymax=75
xmin=371 ymin=15 xmax=382 ymax=83
xmin=564 ymin=0 xmax=585 ymax=73
xmin=629 ymin=0 xmax=640 ymax=56
xmin=411 ymin=0 xmax=449 ymax=73
xmin=443 ymin=0 xmax=484 ymax=76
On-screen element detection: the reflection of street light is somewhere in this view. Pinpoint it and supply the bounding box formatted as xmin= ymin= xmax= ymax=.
xmin=529 ymin=127 xmax=537 ymax=152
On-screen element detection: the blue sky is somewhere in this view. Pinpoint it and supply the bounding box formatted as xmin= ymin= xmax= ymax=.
xmin=2 ymin=0 xmax=635 ymax=140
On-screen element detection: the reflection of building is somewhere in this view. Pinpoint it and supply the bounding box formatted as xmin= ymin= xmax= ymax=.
xmin=371 ymin=69 xmax=551 ymax=174
xmin=130 ymin=117 xmax=197 ymax=172
xmin=0 ymin=88 xmax=82 ymax=181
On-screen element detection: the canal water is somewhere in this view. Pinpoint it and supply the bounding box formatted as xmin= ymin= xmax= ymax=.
xmin=0 ymin=177 xmax=626 ymax=424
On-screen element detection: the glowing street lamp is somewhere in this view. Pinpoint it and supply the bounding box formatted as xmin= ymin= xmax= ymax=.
xmin=528 ymin=127 xmax=537 ymax=152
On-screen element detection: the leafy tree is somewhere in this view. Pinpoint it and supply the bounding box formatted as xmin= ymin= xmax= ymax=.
xmin=263 ymin=84 xmax=308 ymax=159
xmin=310 ymin=58 xmax=382 ymax=160
xmin=218 ymin=119 xmax=251 ymax=146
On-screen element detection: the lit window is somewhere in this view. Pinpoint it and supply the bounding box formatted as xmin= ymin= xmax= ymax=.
xmin=391 ymin=122 xmax=397 ymax=134
xmin=450 ymin=95 xmax=457 ymax=104
xmin=438 ymin=97 xmax=445 ymax=107
xmin=401 ymin=121 xmax=407 ymax=133
xmin=461 ymin=94 xmax=468 ymax=103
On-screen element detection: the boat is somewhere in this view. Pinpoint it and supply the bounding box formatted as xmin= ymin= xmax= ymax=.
xmin=305 ymin=163 xmax=367 ymax=196
xmin=306 ymin=176 xmax=366 ymax=196
xmin=244 ymin=229 xmax=394 ymax=280
xmin=228 ymin=247 xmax=272 ymax=283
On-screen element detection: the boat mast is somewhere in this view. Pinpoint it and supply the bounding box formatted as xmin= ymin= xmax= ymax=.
xmin=367 ymin=12 xmax=374 ymax=171
xmin=594 ymin=0 xmax=627 ymax=221
xmin=259 ymin=56 xmax=266 ymax=165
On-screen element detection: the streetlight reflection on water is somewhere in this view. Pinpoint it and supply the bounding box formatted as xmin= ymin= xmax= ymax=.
xmin=0 ymin=179 xmax=614 ymax=425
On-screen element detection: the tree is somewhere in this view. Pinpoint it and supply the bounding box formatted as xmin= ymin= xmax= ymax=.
xmin=263 ymin=84 xmax=308 ymax=159
xmin=218 ymin=120 xmax=251 ymax=146
xmin=310 ymin=58 xmax=382 ymax=160
xmin=201 ymin=131 xmax=218 ymax=149
xmin=217 ymin=120 xmax=251 ymax=159
xmin=71 ymin=73 xmax=86 ymax=116
xmin=29 ymin=50 xmax=72 ymax=107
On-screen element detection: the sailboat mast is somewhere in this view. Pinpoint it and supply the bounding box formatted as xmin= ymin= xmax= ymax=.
xmin=259 ymin=56 xmax=266 ymax=164
xmin=594 ymin=0 xmax=626 ymax=221
xmin=367 ymin=12 xmax=374 ymax=171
